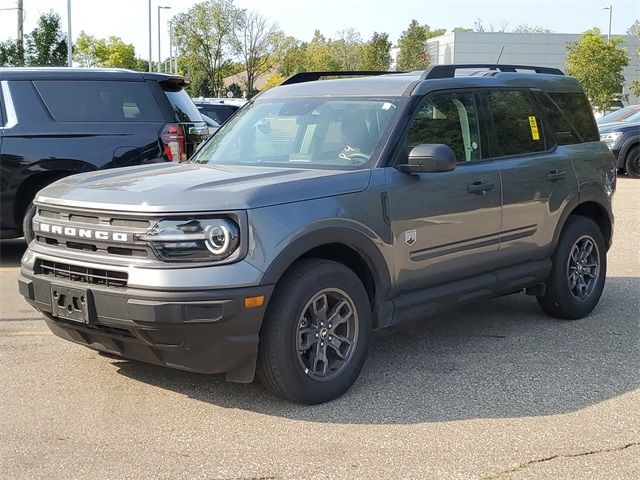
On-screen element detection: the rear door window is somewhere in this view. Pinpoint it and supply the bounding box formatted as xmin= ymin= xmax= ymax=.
xmin=532 ymin=91 xmax=581 ymax=145
xmin=34 ymin=80 xmax=162 ymax=122
xmin=485 ymin=90 xmax=546 ymax=157
xmin=163 ymin=89 xmax=203 ymax=122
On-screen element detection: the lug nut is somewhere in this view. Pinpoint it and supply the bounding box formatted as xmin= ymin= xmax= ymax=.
xmin=328 ymin=324 xmax=332 ymax=328
xmin=328 ymin=336 xmax=332 ymax=341
xmin=320 ymin=322 xmax=324 ymax=327
xmin=315 ymin=333 xmax=319 ymax=338
xmin=320 ymin=342 xmax=324 ymax=347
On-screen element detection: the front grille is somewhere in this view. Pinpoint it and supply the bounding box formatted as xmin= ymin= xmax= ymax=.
xmin=38 ymin=259 xmax=128 ymax=288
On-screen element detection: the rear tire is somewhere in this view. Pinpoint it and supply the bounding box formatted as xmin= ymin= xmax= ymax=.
xmin=256 ymin=259 xmax=371 ymax=404
xmin=538 ymin=215 xmax=606 ymax=320
xmin=624 ymin=146 xmax=640 ymax=178
xmin=22 ymin=202 xmax=37 ymax=243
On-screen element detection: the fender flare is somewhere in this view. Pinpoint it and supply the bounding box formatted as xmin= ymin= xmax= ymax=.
xmin=260 ymin=226 xmax=393 ymax=300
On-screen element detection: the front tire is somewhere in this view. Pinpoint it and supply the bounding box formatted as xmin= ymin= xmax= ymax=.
xmin=538 ymin=215 xmax=606 ymax=319
xmin=257 ymin=259 xmax=371 ymax=404
xmin=624 ymin=146 xmax=640 ymax=178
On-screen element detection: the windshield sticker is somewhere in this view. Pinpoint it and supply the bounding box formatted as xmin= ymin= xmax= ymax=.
xmin=528 ymin=116 xmax=540 ymax=141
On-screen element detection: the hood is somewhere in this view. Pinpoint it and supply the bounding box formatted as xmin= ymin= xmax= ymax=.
xmin=36 ymin=162 xmax=371 ymax=213
xmin=598 ymin=121 xmax=640 ymax=134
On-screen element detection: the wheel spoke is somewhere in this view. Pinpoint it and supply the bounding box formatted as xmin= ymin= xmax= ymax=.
xmin=311 ymin=294 xmax=328 ymax=323
xmin=327 ymin=300 xmax=353 ymax=329
xmin=327 ymin=334 xmax=352 ymax=360
xmin=311 ymin=341 xmax=328 ymax=376
xmin=297 ymin=327 xmax=316 ymax=351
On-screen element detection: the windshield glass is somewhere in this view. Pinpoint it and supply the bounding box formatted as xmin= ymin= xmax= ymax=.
xmin=191 ymin=97 xmax=403 ymax=169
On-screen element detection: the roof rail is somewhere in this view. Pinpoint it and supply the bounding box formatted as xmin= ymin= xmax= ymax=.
xmin=420 ymin=64 xmax=564 ymax=80
xmin=280 ymin=71 xmax=399 ymax=86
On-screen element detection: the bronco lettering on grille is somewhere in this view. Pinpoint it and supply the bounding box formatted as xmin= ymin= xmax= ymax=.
xmin=35 ymin=222 xmax=128 ymax=242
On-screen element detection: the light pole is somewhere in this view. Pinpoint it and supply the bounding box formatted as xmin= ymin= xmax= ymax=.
xmin=169 ymin=20 xmax=174 ymax=74
xmin=148 ymin=0 xmax=152 ymax=71
xmin=604 ymin=5 xmax=612 ymax=42
xmin=157 ymin=6 xmax=171 ymax=73
xmin=67 ymin=0 xmax=72 ymax=67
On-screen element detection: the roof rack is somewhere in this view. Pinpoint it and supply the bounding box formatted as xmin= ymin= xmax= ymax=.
xmin=280 ymin=71 xmax=399 ymax=86
xmin=420 ymin=64 xmax=564 ymax=80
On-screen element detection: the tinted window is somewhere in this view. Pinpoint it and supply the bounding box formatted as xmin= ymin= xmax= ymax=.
xmin=196 ymin=104 xmax=238 ymax=124
xmin=164 ymin=89 xmax=202 ymax=122
xmin=533 ymin=91 xmax=581 ymax=145
xmin=547 ymin=93 xmax=599 ymax=142
xmin=486 ymin=90 xmax=545 ymax=157
xmin=34 ymin=80 xmax=162 ymax=122
xmin=408 ymin=91 xmax=481 ymax=162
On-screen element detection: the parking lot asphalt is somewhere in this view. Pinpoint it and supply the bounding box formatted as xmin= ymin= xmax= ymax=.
xmin=0 ymin=178 xmax=638 ymax=480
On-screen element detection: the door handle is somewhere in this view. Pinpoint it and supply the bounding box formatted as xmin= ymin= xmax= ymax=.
xmin=546 ymin=169 xmax=567 ymax=181
xmin=467 ymin=181 xmax=494 ymax=194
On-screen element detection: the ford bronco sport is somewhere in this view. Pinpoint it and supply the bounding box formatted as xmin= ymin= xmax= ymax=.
xmin=18 ymin=65 xmax=616 ymax=404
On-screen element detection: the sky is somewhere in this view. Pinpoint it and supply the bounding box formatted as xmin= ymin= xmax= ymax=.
xmin=1 ymin=0 xmax=639 ymax=63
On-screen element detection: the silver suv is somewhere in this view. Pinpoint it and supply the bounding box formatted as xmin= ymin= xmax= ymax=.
xmin=18 ymin=65 xmax=616 ymax=404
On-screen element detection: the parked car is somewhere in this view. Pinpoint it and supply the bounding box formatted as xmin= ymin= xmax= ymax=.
xmin=19 ymin=65 xmax=616 ymax=404
xmin=596 ymin=104 xmax=640 ymax=125
xmin=0 ymin=68 xmax=208 ymax=240
xmin=200 ymin=113 xmax=220 ymax=136
xmin=599 ymin=120 xmax=640 ymax=177
xmin=192 ymin=97 xmax=246 ymax=124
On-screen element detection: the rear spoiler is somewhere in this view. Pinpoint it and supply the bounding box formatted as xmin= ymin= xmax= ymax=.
xmin=142 ymin=72 xmax=190 ymax=90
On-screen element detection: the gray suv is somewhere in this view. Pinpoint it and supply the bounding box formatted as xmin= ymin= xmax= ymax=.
xmin=18 ymin=65 xmax=616 ymax=404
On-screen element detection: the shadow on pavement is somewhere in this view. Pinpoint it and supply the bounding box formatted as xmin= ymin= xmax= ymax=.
xmin=113 ymin=276 xmax=640 ymax=424
xmin=0 ymin=239 xmax=26 ymax=268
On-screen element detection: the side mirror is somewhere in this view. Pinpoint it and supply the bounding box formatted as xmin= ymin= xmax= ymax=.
xmin=397 ymin=144 xmax=457 ymax=174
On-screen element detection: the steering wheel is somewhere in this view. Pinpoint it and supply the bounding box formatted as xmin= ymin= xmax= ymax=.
xmin=343 ymin=152 xmax=370 ymax=163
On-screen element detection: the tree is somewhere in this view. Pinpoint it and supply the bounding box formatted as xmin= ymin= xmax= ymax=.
xmin=96 ymin=37 xmax=138 ymax=69
xmin=396 ymin=20 xmax=444 ymax=71
xmin=305 ymin=30 xmax=339 ymax=71
xmin=0 ymin=39 xmax=25 ymax=67
xmin=233 ymin=9 xmax=279 ymax=95
xmin=628 ymin=20 xmax=640 ymax=97
xmin=452 ymin=27 xmax=473 ymax=33
xmin=566 ymin=28 xmax=629 ymax=111
xmin=73 ymin=31 xmax=99 ymax=67
xmin=513 ymin=24 xmax=553 ymax=34
xmin=271 ymin=33 xmax=307 ymax=77
xmin=25 ymin=12 xmax=67 ymax=66
xmin=359 ymin=32 xmax=391 ymax=70
xmin=173 ymin=0 xmax=238 ymax=97
xmin=262 ymin=73 xmax=285 ymax=90
xmin=331 ymin=28 xmax=363 ymax=70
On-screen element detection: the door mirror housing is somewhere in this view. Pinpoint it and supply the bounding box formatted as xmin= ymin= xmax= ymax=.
xmin=397 ymin=144 xmax=457 ymax=174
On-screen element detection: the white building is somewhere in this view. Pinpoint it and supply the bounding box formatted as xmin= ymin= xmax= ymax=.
xmin=424 ymin=32 xmax=640 ymax=104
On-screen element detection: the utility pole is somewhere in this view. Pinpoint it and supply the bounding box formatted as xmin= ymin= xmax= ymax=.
xmin=67 ymin=0 xmax=72 ymax=67
xmin=148 ymin=0 xmax=152 ymax=72
xmin=169 ymin=20 xmax=173 ymax=74
xmin=157 ymin=6 xmax=171 ymax=73
xmin=17 ymin=0 xmax=23 ymax=44
xmin=604 ymin=5 xmax=613 ymax=42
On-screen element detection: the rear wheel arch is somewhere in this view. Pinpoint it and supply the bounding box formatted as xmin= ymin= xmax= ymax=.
xmin=553 ymin=199 xmax=613 ymax=252
xmin=14 ymin=171 xmax=75 ymax=228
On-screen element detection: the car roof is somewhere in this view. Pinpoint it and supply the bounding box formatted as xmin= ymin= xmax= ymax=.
xmin=259 ymin=66 xmax=583 ymax=100
xmin=0 ymin=67 xmax=185 ymax=84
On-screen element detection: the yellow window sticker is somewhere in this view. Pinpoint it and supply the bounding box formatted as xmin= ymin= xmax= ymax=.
xmin=528 ymin=116 xmax=540 ymax=141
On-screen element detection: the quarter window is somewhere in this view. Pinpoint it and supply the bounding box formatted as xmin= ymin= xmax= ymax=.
xmin=533 ymin=91 xmax=581 ymax=145
xmin=34 ymin=80 xmax=162 ymax=122
xmin=408 ymin=92 xmax=481 ymax=163
xmin=547 ymin=92 xmax=599 ymax=142
xmin=486 ymin=90 xmax=545 ymax=157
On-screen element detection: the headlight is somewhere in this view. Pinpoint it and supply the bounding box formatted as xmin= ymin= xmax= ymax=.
xmin=138 ymin=218 xmax=239 ymax=262
xmin=600 ymin=131 xmax=623 ymax=148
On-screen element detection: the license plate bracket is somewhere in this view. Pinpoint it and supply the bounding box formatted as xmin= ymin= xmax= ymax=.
xmin=51 ymin=284 xmax=92 ymax=323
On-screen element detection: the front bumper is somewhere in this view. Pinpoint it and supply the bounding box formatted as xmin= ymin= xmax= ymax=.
xmin=18 ymin=268 xmax=273 ymax=382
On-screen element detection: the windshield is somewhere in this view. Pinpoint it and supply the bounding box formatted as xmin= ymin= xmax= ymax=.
xmin=191 ymin=97 xmax=403 ymax=169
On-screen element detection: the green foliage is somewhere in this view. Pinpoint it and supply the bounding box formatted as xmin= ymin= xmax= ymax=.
xmin=452 ymin=27 xmax=473 ymax=33
xmin=0 ymin=39 xmax=25 ymax=66
xmin=271 ymin=33 xmax=307 ymax=77
xmin=227 ymin=82 xmax=243 ymax=97
xmin=512 ymin=24 xmax=554 ymax=34
xmin=566 ymin=28 xmax=630 ymax=111
xmin=73 ymin=32 xmax=138 ymax=69
xmin=25 ymin=12 xmax=67 ymax=66
xmin=173 ymin=0 xmax=238 ymax=97
xmin=305 ymin=30 xmax=341 ymax=71
xmin=628 ymin=20 xmax=640 ymax=97
xmin=330 ymin=29 xmax=362 ymax=70
xmin=359 ymin=32 xmax=391 ymax=71
xmin=396 ymin=20 xmax=444 ymax=71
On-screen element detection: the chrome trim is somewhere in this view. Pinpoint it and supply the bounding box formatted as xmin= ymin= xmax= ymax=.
xmin=0 ymin=81 xmax=17 ymax=129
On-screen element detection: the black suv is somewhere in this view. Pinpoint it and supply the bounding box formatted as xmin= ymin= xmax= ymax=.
xmin=0 ymin=68 xmax=207 ymax=240
xmin=19 ymin=65 xmax=616 ymax=404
